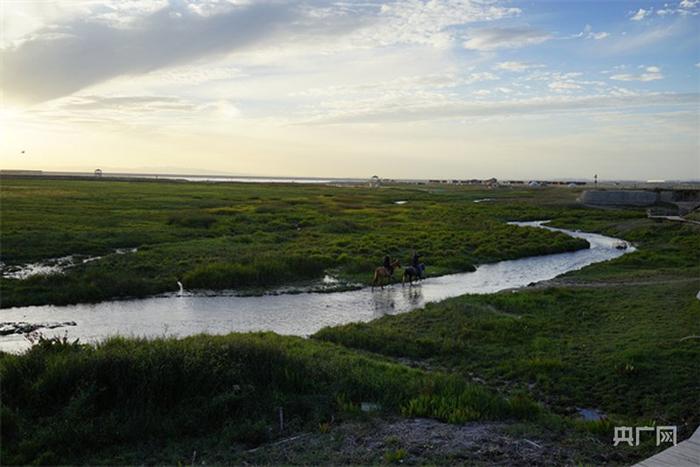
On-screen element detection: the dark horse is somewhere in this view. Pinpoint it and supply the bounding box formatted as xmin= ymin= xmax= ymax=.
xmin=402 ymin=263 xmax=425 ymax=285
xmin=372 ymin=259 xmax=401 ymax=289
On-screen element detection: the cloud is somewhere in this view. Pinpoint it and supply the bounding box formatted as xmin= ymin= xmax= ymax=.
xmin=58 ymin=94 xmax=195 ymax=112
xmin=304 ymin=92 xmax=699 ymax=124
xmin=291 ymin=72 xmax=498 ymax=100
xmin=576 ymin=24 xmax=609 ymax=40
xmin=494 ymin=61 xmax=542 ymax=72
xmin=658 ymin=0 xmax=700 ymax=16
xmin=26 ymin=93 xmax=245 ymax=127
xmin=2 ymin=0 xmax=527 ymax=104
xmin=603 ymin=21 xmax=685 ymax=54
xmin=610 ymin=66 xmax=664 ymax=81
xmin=548 ymin=81 xmax=582 ymax=91
xmin=1 ymin=2 xmax=309 ymax=104
xmin=630 ymin=8 xmax=651 ymax=21
xmin=463 ymin=27 xmax=551 ymax=50
xmin=364 ymin=0 xmax=521 ymax=48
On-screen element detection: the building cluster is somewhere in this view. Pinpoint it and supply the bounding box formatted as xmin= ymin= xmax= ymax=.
xmin=425 ymin=178 xmax=587 ymax=187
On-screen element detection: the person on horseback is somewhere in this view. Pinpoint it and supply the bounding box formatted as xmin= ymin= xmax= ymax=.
xmin=383 ymin=255 xmax=394 ymax=275
xmin=411 ymin=251 xmax=423 ymax=278
xmin=373 ymin=256 xmax=401 ymax=288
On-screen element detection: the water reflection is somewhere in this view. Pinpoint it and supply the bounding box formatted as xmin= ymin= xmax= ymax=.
xmin=402 ymin=286 xmax=424 ymax=307
xmin=372 ymin=288 xmax=397 ymax=317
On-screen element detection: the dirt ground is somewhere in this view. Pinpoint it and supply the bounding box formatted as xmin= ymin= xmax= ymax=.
xmin=235 ymin=417 xmax=592 ymax=465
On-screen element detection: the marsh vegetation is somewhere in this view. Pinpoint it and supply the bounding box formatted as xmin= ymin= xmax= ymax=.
xmin=1 ymin=178 xmax=586 ymax=307
xmin=0 ymin=177 xmax=697 ymax=464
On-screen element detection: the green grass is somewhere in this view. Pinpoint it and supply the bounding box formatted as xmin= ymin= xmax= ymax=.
xmin=314 ymin=215 xmax=700 ymax=443
xmin=315 ymin=283 xmax=700 ymax=426
xmin=1 ymin=178 xmax=590 ymax=307
xmin=2 ymin=178 xmax=697 ymax=464
xmin=0 ymin=333 xmax=542 ymax=464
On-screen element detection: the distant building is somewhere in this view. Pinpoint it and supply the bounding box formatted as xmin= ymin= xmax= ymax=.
xmin=94 ymin=169 xmax=103 ymax=177
xmin=484 ymin=177 xmax=498 ymax=188
xmin=369 ymin=175 xmax=380 ymax=188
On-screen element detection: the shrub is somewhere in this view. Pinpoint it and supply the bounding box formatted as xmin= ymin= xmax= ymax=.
xmin=167 ymin=211 xmax=217 ymax=229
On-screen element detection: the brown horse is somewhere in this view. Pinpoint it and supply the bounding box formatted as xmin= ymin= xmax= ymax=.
xmin=372 ymin=260 xmax=401 ymax=289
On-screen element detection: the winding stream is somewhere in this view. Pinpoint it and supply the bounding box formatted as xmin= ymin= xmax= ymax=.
xmin=0 ymin=222 xmax=634 ymax=353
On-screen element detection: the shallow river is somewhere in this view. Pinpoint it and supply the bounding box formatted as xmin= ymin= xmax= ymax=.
xmin=0 ymin=221 xmax=634 ymax=353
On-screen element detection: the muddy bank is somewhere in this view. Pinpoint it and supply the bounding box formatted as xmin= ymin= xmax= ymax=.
xmin=1 ymin=248 xmax=138 ymax=280
xmin=0 ymin=321 xmax=77 ymax=336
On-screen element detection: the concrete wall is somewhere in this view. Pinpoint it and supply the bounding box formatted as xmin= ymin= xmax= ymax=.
xmin=581 ymin=190 xmax=659 ymax=206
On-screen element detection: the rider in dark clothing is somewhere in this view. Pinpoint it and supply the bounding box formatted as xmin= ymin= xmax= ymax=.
xmin=411 ymin=252 xmax=420 ymax=268
xmin=383 ymin=255 xmax=394 ymax=275
xmin=411 ymin=251 xmax=423 ymax=278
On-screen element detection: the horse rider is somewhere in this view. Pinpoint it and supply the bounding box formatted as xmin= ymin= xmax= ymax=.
xmin=383 ymin=255 xmax=394 ymax=275
xmin=411 ymin=251 xmax=423 ymax=278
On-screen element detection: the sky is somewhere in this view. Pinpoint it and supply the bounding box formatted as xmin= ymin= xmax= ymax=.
xmin=1 ymin=0 xmax=699 ymax=180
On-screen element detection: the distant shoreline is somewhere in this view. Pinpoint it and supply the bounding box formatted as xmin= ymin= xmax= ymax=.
xmin=1 ymin=170 xmax=698 ymax=189
xmin=0 ymin=171 xmax=365 ymax=185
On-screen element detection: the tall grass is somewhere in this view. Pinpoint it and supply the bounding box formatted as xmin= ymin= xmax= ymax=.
xmin=0 ymin=333 xmax=541 ymax=464
xmin=182 ymin=254 xmax=334 ymax=289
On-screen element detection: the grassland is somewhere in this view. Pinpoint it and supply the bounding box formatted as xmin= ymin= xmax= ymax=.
xmin=1 ymin=332 xmax=546 ymax=464
xmin=1 ymin=177 xmax=587 ymax=308
xmin=0 ymin=177 xmax=698 ymax=464
xmin=315 ymin=212 xmax=700 ymax=461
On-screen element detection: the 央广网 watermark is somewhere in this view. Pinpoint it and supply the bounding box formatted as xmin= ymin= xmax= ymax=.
xmin=613 ymin=426 xmax=677 ymax=447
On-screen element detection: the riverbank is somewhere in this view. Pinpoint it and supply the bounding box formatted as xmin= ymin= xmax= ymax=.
xmin=0 ymin=178 xmax=590 ymax=308
xmin=0 ymin=221 xmax=631 ymax=354
xmin=314 ymin=215 xmax=700 ymax=463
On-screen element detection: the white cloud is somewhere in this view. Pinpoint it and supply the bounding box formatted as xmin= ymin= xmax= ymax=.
xmin=604 ymin=22 xmax=685 ymax=54
xmin=549 ymin=81 xmax=582 ymax=91
xmin=657 ymin=0 xmax=699 ymax=16
xmin=630 ymin=8 xmax=651 ymax=21
xmin=495 ymin=61 xmax=542 ymax=72
xmin=463 ymin=27 xmax=552 ymax=50
xmin=291 ymin=71 xmax=497 ymax=99
xmin=303 ymin=92 xmax=699 ymax=125
xmin=362 ymin=0 xmax=522 ymax=48
xmin=610 ymin=66 xmax=664 ymax=81
xmin=577 ymin=24 xmax=610 ymax=40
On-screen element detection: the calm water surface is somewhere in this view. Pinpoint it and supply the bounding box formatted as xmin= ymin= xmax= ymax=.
xmin=0 ymin=222 xmax=634 ymax=353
